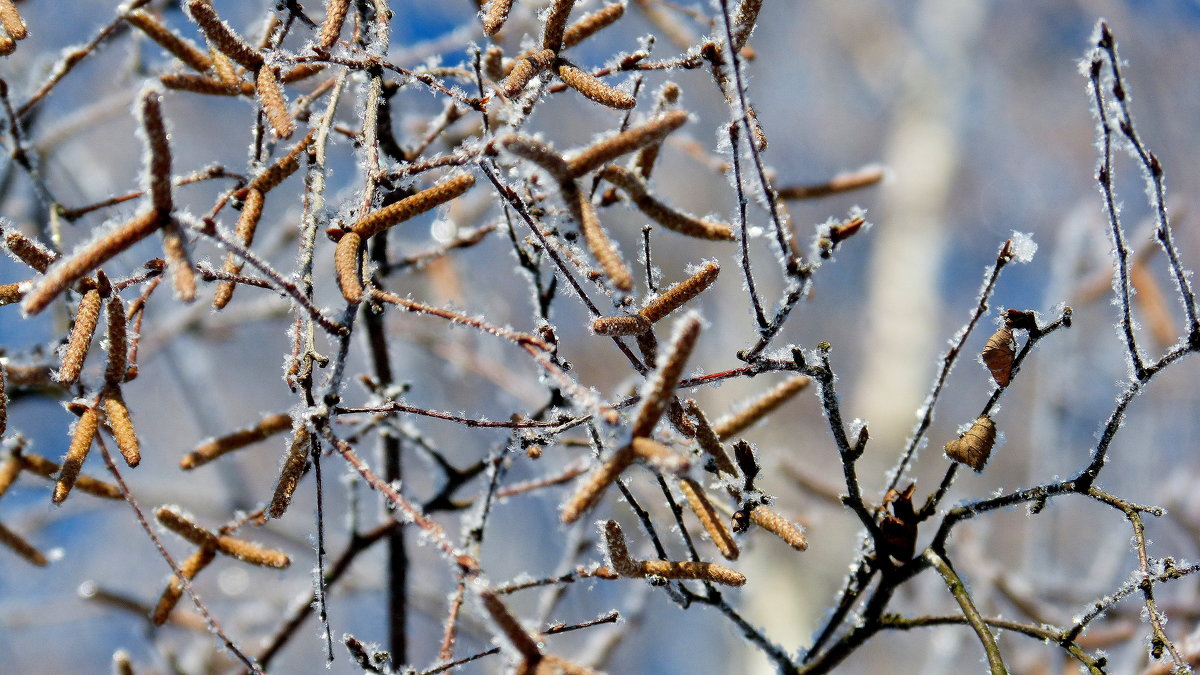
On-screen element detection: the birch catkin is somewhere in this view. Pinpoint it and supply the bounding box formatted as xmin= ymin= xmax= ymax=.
xmin=126 ymin=10 xmax=213 ymax=73
xmin=567 ymin=110 xmax=688 ymax=177
xmin=160 ymin=72 xmax=253 ymax=96
xmin=555 ymin=60 xmax=635 ymax=110
xmin=565 ymin=180 xmax=632 ymax=292
xmin=630 ymin=314 xmax=701 ymax=438
xmin=500 ymin=48 xmax=556 ymax=98
xmin=214 ymin=187 xmax=263 ymax=309
xmin=5 ymin=230 xmax=56 ymax=273
xmin=181 ymin=412 xmax=292 ymax=470
xmin=57 ymin=288 xmax=102 ymax=385
xmin=268 ymin=425 xmax=311 ymax=519
xmin=541 ymin=0 xmax=576 ymax=52
xmin=18 ymin=452 xmax=122 ymax=500
xmin=562 ymin=3 xmax=625 ymax=49
xmin=140 ymin=89 xmax=173 ymax=216
xmin=23 ymin=211 xmax=162 ymax=316
xmin=334 ymin=231 xmax=364 ymax=304
xmin=54 ymin=406 xmax=100 ymax=504
xmin=560 ymin=443 xmax=636 ymax=523
xmin=603 ymin=520 xmax=745 ymax=586
xmin=351 ymin=173 xmax=476 ymax=239
xmin=481 ymin=0 xmax=514 ymax=36
xmin=679 ymin=478 xmax=739 ymax=560
xmin=750 ymin=506 xmax=808 ymax=551
xmin=0 ymin=522 xmax=47 ymax=567
xmin=317 ymin=0 xmax=350 ymax=50
xmin=104 ymin=295 xmax=127 ymax=385
xmin=152 ymin=545 xmax=216 ymax=625
xmin=601 ymin=165 xmax=735 ymax=241
xmin=101 ymin=386 xmax=140 ymax=467
xmin=186 ymin=1 xmax=263 ymax=70
xmin=640 ymin=261 xmax=720 ymax=323
xmin=713 ymin=375 xmax=811 ymax=440
xmin=255 ymin=65 xmax=293 ymax=138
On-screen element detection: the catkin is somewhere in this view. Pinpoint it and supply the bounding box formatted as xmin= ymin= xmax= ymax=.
xmin=0 ymin=450 xmax=17 ymax=498
xmin=483 ymin=45 xmax=505 ymax=81
xmin=334 ymin=231 xmax=364 ymax=304
xmin=215 ymin=536 xmax=290 ymax=568
xmin=186 ymin=1 xmax=263 ymax=70
xmin=602 ymin=519 xmax=745 ymax=586
xmin=140 ymin=90 xmax=173 ymax=216
xmin=567 ymin=110 xmax=688 ymax=177
xmin=160 ymin=217 xmax=195 ymax=302
xmin=945 ymin=415 xmax=996 ymax=473
xmin=679 ymin=478 xmax=739 ymax=560
xmin=750 ymin=506 xmax=808 ymax=551
xmin=500 ymin=134 xmax=571 ymax=184
xmin=630 ymin=437 xmax=689 ymax=474
xmin=982 ymin=325 xmax=1016 ymax=387
xmin=351 ymin=173 xmax=476 ymax=239
xmin=640 ymin=261 xmax=720 ymax=324
xmin=592 ymin=314 xmax=650 ymax=337
xmin=0 ymin=32 xmax=12 ymax=57
xmin=317 ymin=0 xmax=350 ymax=50
xmin=630 ymin=314 xmax=701 ymax=438
xmin=0 ymin=282 xmax=20 ymax=305
xmin=560 ymin=444 xmax=636 ymax=523
xmin=777 ymin=165 xmax=885 ymax=200
xmin=54 ymin=406 xmax=100 ymax=504
xmin=479 ymin=589 xmax=542 ymax=663
xmin=101 ymin=386 xmax=140 ymax=468
xmin=500 ymin=48 xmax=556 ymax=98
xmin=0 ymin=521 xmax=47 ymax=567
xmin=126 ymin=10 xmax=213 ymax=73
xmin=729 ymin=0 xmax=763 ymax=52
xmin=181 ymin=412 xmax=292 ymax=470
xmin=268 ymin=425 xmax=311 ymax=519
xmin=481 ymin=0 xmax=514 ymax=36
xmin=562 ymin=3 xmax=625 ymax=49
xmin=152 ymin=544 xmax=216 ymax=625
xmin=255 ymin=65 xmax=293 ymax=139
xmin=601 ymin=165 xmax=734 ymax=241
xmin=541 ymin=0 xmax=576 ymax=52
xmin=57 ymin=288 xmax=102 ymax=385
xmin=18 ymin=452 xmax=121 ymax=499
xmin=23 ymin=210 xmax=162 ymax=316
xmin=214 ymin=188 xmax=263 ymax=309
xmin=156 ymin=507 xmax=218 ymax=547
xmin=5 ymin=230 xmax=57 ymax=273
xmin=713 ymin=375 xmax=811 ymax=441
xmin=0 ymin=0 xmax=26 ymax=42
xmin=160 ymin=72 xmax=253 ymax=96
xmin=104 ymin=295 xmax=127 ymax=385
xmin=685 ymin=400 xmax=738 ymax=476
xmin=565 ymin=181 xmax=632 ymax=292
xmin=555 ymin=60 xmax=635 ymax=110
xmin=248 ymin=130 xmax=315 ymax=193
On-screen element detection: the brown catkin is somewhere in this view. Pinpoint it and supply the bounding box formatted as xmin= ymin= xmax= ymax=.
xmin=541 ymin=0 xmax=576 ymax=51
xmin=100 ymin=386 xmax=140 ymax=467
xmin=483 ymin=45 xmax=505 ymax=82
xmin=54 ymin=406 xmax=99 ymax=504
xmin=639 ymin=557 xmax=746 ymax=586
xmin=481 ymin=0 xmax=514 ymax=36
xmin=0 ymin=521 xmax=47 ymax=567
xmin=281 ymin=63 xmax=326 ymax=84
xmin=945 ymin=415 xmax=997 ymax=473
xmin=248 ymin=130 xmax=315 ymax=193
xmin=630 ymin=314 xmax=701 ymax=438
xmin=156 ymin=507 xmax=218 ymax=548
xmin=255 ymin=65 xmax=294 ymax=139
xmin=750 ymin=506 xmax=808 ymax=551
xmin=479 ymin=589 xmax=542 ymax=663
xmin=777 ymin=165 xmax=885 ymax=200
xmin=126 ymin=10 xmax=213 ymax=73
xmin=334 ymin=231 xmax=363 ymax=304
xmin=565 ymin=181 xmax=632 ymax=292
xmin=562 ymin=3 xmax=624 ymax=49
xmin=730 ymin=0 xmax=763 ymax=51
xmin=982 ymin=325 xmax=1016 ymax=387
xmin=213 ymin=188 xmax=264 ymax=309
xmin=0 ymin=281 xmax=21 ymax=305
xmin=152 ymin=544 xmax=216 ymax=625
xmin=104 ymin=295 xmax=127 ymax=385
xmin=0 ymin=450 xmax=18 ymax=498
xmin=592 ymin=313 xmax=650 ymax=337
xmin=186 ymin=1 xmax=263 ymax=70
xmin=160 ymin=72 xmax=252 ymax=96
xmin=555 ymin=60 xmax=635 ymax=110
xmin=601 ymin=520 xmax=641 ymax=577
xmin=560 ymin=444 xmax=636 ymax=523
xmin=18 ymin=452 xmax=121 ymax=499
xmin=630 ymin=437 xmax=689 ymax=474
xmin=160 ymin=218 xmax=195 ymax=302
xmin=5 ymin=230 xmax=57 ymax=273
xmin=601 ymin=165 xmax=735 ymax=241
xmin=57 ymin=289 xmax=102 ymax=385
xmin=214 ymin=536 xmax=290 ymax=568
xmin=500 ymin=48 xmax=556 ymax=98
xmin=500 ymin=134 xmax=571 ymax=184
xmin=713 ymin=375 xmax=811 ymax=441
xmin=268 ymin=425 xmax=311 ymax=519
xmin=351 ymin=173 xmax=476 ymax=239
xmin=679 ymin=478 xmax=739 ymax=559
xmin=640 ymin=261 xmax=720 ymax=324
xmin=317 ymin=0 xmax=350 ymax=50
xmin=567 ymin=110 xmax=689 ymax=177
xmin=0 ymin=0 xmax=26 ymax=42
xmin=181 ymin=412 xmax=292 ymax=470
xmin=685 ymin=401 xmax=738 ymax=476
xmin=0 ymin=32 xmax=13 ymax=56
xmin=140 ymin=90 xmax=173 ymax=216
xmin=23 ymin=210 xmax=162 ymax=316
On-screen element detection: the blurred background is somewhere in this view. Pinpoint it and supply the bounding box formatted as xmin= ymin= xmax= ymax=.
xmin=2 ymin=1 xmax=1200 ymax=673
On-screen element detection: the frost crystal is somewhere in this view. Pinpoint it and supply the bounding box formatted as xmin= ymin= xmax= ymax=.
xmin=1009 ymin=230 xmax=1038 ymax=263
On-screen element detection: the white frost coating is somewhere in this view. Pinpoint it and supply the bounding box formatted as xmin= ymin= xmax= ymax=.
xmin=1009 ymin=230 xmax=1037 ymax=263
